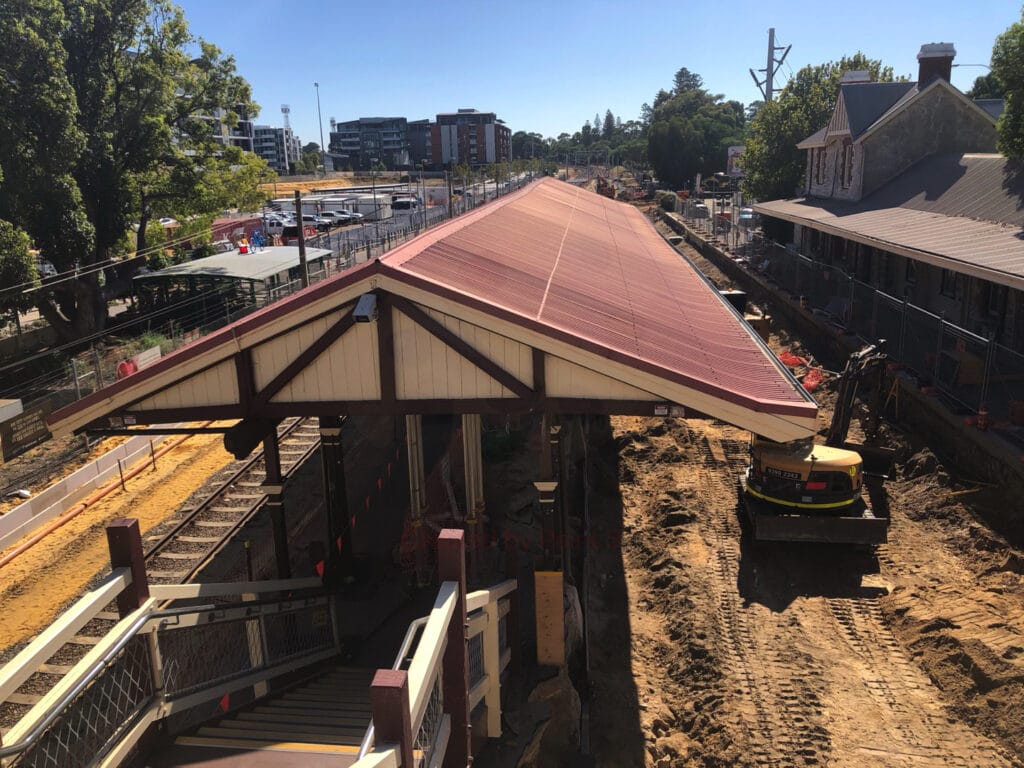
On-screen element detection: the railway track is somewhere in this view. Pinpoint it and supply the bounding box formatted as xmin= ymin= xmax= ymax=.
xmin=0 ymin=417 xmax=323 ymax=735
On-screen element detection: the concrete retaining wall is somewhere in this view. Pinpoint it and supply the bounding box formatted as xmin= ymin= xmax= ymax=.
xmin=0 ymin=432 xmax=173 ymax=551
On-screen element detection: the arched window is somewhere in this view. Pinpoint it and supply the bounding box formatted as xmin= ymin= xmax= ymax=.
xmin=839 ymin=139 xmax=853 ymax=189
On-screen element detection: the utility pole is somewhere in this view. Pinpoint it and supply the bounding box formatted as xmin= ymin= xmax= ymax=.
xmin=314 ymin=83 xmax=327 ymax=177
xmin=294 ymin=190 xmax=309 ymax=288
xmin=749 ymin=27 xmax=791 ymax=102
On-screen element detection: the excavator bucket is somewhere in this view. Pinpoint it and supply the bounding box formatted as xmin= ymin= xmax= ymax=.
xmin=843 ymin=442 xmax=896 ymax=479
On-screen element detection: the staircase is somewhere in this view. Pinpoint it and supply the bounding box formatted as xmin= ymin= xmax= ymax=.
xmin=152 ymin=666 xmax=374 ymax=767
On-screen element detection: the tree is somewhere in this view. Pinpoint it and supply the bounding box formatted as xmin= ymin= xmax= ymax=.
xmin=0 ymin=0 xmax=95 ymax=337
xmin=968 ymin=71 xmax=1005 ymax=99
xmin=603 ymin=109 xmax=616 ymax=140
xmin=0 ymin=209 xmax=37 ymax=334
xmin=742 ymin=54 xmax=897 ymax=201
xmin=645 ymin=66 xmax=745 ymax=188
xmin=0 ymin=0 xmax=261 ymax=343
xmin=990 ymin=8 xmax=1024 ymax=159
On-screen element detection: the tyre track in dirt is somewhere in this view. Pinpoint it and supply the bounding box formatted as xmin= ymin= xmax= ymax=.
xmin=694 ymin=431 xmax=831 ymax=768
xmin=610 ymin=415 xmax=1018 ymax=767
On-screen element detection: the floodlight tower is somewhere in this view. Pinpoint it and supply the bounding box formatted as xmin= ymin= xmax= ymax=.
xmin=281 ymin=104 xmax=292 ymax=173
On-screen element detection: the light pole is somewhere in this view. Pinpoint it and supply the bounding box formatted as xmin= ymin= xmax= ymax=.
xmin=370 ymin=159 xmax=380 ymax=239
xmin=314 ymin=82 xmax=327 ymax=178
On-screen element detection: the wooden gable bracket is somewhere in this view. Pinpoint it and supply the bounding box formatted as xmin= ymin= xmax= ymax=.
xmin=388 ymin=294 xmax=537 ymax=402
xmin=250 ymin=308 xmax=359 ymax=412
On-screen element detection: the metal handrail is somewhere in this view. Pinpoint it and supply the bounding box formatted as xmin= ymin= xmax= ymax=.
xmin=357 ymin=616 xmax=429 ymax=759
xmin=0 ymin=590 xmax=332 ymax=759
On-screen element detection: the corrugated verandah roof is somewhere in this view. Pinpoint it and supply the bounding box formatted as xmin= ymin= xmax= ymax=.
xmin=753 ymin=154 xmax=1024 ymax=290
xmin=49 ymin=179 xmax=818 ymax=437
xmin=385 ymin=179 xmax=814 ymax=415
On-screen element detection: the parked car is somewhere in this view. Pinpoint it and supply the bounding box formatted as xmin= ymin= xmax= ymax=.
xmin=264 ymin=218 xmax=291 ymax=234
xmin=339 ymin=210 xmax=364 ymax=222
xmin=300 ymin=214 xmax=331 ymax=232
xmin=317 ymin=211 xmax=350 ymax=226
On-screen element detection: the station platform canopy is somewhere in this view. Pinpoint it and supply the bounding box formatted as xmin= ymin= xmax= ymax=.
xmin=49 ymin=179 xmax=818 ymax=442
xmin=133 ymin=245 xmax=332 ymax=285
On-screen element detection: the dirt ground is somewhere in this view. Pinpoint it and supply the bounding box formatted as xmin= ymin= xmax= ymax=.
xmin=586 ymin=231 xmax=1024 ymax=767
xmin=262 ymin=174 xmax=447 ymax=197
xmin=0 ymin=432 xmax=234 ymax=651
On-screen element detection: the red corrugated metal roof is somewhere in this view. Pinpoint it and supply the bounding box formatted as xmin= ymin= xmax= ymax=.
xmin=383 ymin=179 xmax=814 ymax=415
xmin=49 ymin=179 xmax=817 ymax=434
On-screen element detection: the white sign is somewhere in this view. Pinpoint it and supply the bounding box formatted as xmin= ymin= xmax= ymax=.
xmin=132 ymin=346 xmax=162 ymax=371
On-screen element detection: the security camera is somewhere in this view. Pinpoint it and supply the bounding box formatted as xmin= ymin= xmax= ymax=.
xmin=354 ymin=293 xmax=378 ymax=323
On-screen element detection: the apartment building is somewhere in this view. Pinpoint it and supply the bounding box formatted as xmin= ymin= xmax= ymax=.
xmin=436 ymin=109 xmax=511 ymax=168
xmin=328 ymin=117 xmax=410 ymax=171
xmin=254 ymin=125 xmax=302 ymax=174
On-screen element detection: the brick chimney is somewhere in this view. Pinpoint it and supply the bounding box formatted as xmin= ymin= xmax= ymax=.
xmin=917 ymin=43 xmax=956 ymax=85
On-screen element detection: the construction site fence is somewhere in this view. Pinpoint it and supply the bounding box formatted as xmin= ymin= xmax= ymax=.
xmin=690 ymin=219 xmax=1024 ymax=426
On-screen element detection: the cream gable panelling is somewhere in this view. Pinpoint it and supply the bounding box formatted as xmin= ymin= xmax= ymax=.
xmin=393 ymin=306 xmax=531 ymax=400
xmin=251 ymin=312 xmax=341 ymax=391
xmin=135 ymin=360 xmax=239 ymax=411
xmin=545 ymin=355 xmax=660 ymax=400
xmin=275 ymin=321 xmax=380 ymax=402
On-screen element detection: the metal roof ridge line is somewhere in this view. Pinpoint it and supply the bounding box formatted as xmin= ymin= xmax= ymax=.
xmin=536 ymin=185 xmax=580 ymax=320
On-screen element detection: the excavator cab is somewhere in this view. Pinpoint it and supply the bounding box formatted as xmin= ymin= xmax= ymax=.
xmin=746 ymin=435 xmax=864 ymax=513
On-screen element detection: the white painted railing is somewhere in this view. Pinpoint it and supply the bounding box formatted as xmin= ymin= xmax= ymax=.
xmin=0 ymin=576 xmax=333 ymax=767
xmin=353 ymin=577 xmax=517 ymax=768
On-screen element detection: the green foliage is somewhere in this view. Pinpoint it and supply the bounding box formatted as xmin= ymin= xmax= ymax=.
xmin=0 ymin=218 xmax=37 ymax=319
xmin=992 ymin=8 xmax=1024 ymax=159
xmin=0 ymin=0 xmax=261 ymax=343
xmin=0 ymin=0 xmax=94 ymax=289
xmin=128 ymin=331 xmax=171 ymax=356
xmin=968 ymin=71 xmax=1005 ymax=100
xmin=297 ymin=148 xmax=321 ymax=174
xmin=742 ymin=54 xmax=897 ymax=201
xmin=645 ymin=67 xmax=746 ymax=188
xmin=656 ymin=191 xmax=678 ymax=212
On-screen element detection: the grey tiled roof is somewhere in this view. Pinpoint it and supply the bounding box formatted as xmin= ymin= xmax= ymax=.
xmin=842 ymin=82 xmax=917 ymax=139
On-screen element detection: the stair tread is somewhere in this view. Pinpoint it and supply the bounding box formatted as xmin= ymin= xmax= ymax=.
xmin=197 ymin=726 xmax=362 ymax=746
xmin=154 ymin=743 xmax=359 ymax=768
xmin=284 ymin=691 xmax=370 ymax=701
xmin=256 ymin=701 xmax=371 ymax=714
xmin=217 ymin=719 xmax=366 ymax=737
xmin=177 ymin=735 xmax=359 ymax=754
xmin=5 ymin=693 xmax=40 ymax=706
xmin=247 ymin=708 xmax=372 ymax=724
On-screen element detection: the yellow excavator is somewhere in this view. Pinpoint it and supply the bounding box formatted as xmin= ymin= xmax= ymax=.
xmin=742 ymin=342 xmax=895 ymax=544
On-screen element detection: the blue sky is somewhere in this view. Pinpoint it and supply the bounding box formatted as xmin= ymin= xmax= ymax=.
xmin=176 ymin=0 xmax=1020 ymax=145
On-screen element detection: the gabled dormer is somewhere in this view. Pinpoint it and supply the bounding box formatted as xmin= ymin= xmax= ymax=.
xmin=800 ymin=44 xmax=998 ymax=203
